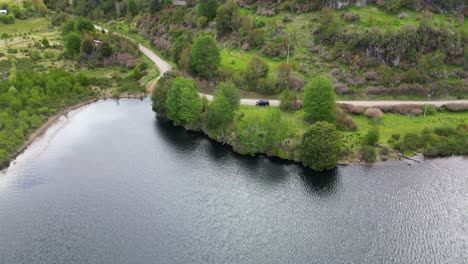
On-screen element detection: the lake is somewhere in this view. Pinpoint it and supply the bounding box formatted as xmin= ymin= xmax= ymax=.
xmin=1 ymin=98 xmax=467 ymax=264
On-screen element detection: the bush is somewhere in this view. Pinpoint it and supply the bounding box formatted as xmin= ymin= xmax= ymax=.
xmin=341 ymin=104 xmax=365 ymax=115
xmin=421 ymin=104 xmax=437 ymax=115
xmin=0 ymin=14 xmax=15 ymax=24
xmin=365 ymin=108 xmax=383 ymax=118
xmin=363 ymin=126 xmax=380 ymax=146
xmin=336 ymin=107 xmax=357 ymax=131
xmin=360 ymin=146 xmax=376 ymax=162
xmin=30 ymin=49 xmax=42 ymax=60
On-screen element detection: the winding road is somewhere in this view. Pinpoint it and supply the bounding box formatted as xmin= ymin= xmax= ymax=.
xmin=95 ymin=25 xmax=467 ymax=107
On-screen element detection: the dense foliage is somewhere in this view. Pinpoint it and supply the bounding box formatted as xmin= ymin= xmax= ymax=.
xmin=190 ymin=35 xmax=220 ymax=79
xmin=0 ymin=60 xmax=96 ymax=168
xmin=299 ymin=121 xmax=341 ymax=171
xmin=166 ymin=77 xmax=202 ymax=126
xmin=303 ymin=76 xmax=336 ymax=124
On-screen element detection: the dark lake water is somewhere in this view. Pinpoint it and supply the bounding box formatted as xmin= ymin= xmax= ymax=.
xmin=0 ymin=98 xmax=467 ymax=264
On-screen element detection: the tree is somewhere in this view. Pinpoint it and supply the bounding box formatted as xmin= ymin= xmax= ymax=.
xmin=150 ymin=0 xmax=161 ymax=13
xmin=127 ymin=0 xmax=138 ymax=17
xmin=191 ymin=35 xmax=220 ymax=78
xmin=64 ymin=32 xmax=83 ymax=58
xmin=303 ymin=76 xmax=336 ymax=124
xmin=299 ymin=121 xmax=341 ymax=171
xmin=279 ymin=89 xmax=298 ymax=111
xmin=198 ymin=0 xmax=218 ymax=21
xmin=215 ymin=0 xmax=241 ymax=36
xmin=276 ymin=62 xmax=292 ymax=90
xmin=41 ymin=37 xmax=50 ymax=48
xmin=206 ymin=94 xmax=234 ymax=131
xmin=99 ymin=42 xmax=113 ymax=58
xmin=171 ymin=34 xmax=191 ymax=65
xmin=81 ymin=39 xmax=94 ymax=55
xmin=166 ymin=77 xmax=202 ymax=125
xmin=244 ymin=56 xmax=269 ymax=91
xmin=153 ymin=71 xmax=179 ymax=116
xmin=215 ymin=81 xmax=240 ymax=110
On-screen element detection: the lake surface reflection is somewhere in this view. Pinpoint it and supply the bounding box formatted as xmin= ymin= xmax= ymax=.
xmin=1 ymin=98 xmax=467 ymax=264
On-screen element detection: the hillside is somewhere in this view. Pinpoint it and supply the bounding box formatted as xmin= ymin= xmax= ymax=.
xmin=109 ymin=0 xmax=466 ymax=100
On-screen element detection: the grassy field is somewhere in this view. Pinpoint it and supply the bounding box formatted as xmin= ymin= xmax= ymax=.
xmin=0 ymin=18 xmax=60 ymax=58
xmin=238 ymin=105 xmax=468 ymax=156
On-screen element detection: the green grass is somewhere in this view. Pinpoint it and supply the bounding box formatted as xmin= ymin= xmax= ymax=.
xmin=220 ymin=48 xmax=284 ymax=74
xmin=237 ymin=105 xmax=468 ymax=157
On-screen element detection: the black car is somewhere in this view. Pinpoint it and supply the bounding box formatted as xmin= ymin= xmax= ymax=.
xmin=256 ymin=100 xmax=269 ymax=106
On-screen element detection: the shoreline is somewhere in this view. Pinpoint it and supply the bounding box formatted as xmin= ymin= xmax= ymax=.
xmin=1 ymin=94 xmax=147 ymax=172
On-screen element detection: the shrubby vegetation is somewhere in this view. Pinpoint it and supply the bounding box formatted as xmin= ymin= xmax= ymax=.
xmin=0 ymin=59 xmax=96 ymax=168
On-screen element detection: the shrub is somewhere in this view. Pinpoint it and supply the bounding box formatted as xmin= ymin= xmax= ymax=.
xmin=365 ymin=108 xmax=383 ymax=118
xmin=421 ymin=104 xmax=437 ymax=115
xmin=336 ymin=107 xmax=357 ymax=131
xmin=360 ymin=146 xmax=376 ymax=162
xmin=364 ymin=126 xmax=380 ymax=146
xmin=341 ymin=104 xmax=365 ymax=115
xmin=30 ymin=49 xmax=42 ymax=60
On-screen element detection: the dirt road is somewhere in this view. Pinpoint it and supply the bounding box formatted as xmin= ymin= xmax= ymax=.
xmin=95 ymin=25 xmax=467 ymax=107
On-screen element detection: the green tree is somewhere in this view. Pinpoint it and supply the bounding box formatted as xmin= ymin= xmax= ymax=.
xmin=279 ymin=89 xmax=297 ymax=111
xmin=150 ymin=0 xmax=161 ymax=13
xmin=81 ymin=38 xmax=94 ymax=55
xmin=244 ymin=56 xmax=269 ymax=91
xmin=215 ymin=81 xmax=240 ymax=110
xmin=191 ymin=35 xmax=220 ymax=78
xmin=303 ymin=76 xmax=336 ymax=124
xmin=206 ymin=94 xmax=234 ymax=131
xmin=166 ymin=77 xmax=202 ymax=125
xmin=299 ymin=121 xmax=341 ymax=171
xmin=127 ymin=0 xmax=138 ymax=17
xmin=64 ymin=32 xmax=83 ymax=58
xmin=215 ymin=0 xmax=241 ymax=36
xmin=99 ymin=42 xmax=113 ymax=58
xmin=41 ymin=37 xmax=50 ymax=48
xmin=198 ymin=0 xmax=218 ymax=21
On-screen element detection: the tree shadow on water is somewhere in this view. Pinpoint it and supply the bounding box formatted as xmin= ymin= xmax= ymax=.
xmin=299 ymin=167 xmax=340 ymax=198
xmin=153 ymin=117 xmax=202 ymax=153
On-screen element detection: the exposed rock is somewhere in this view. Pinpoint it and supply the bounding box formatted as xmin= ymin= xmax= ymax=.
xmin=364 ymin=71 xmax=380 ymax=81
xmin=399 ymin=13 xmax=410 ymax=19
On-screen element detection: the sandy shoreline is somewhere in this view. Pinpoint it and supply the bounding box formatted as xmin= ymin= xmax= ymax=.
xmin=2 ymin=94 xmax=147 ymax=171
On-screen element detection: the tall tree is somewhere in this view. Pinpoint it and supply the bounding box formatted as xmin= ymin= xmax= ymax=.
xmin=215 ymin=81 xmax=240 ymax=111
xmin=303 ymin=76 xmax=336 ymax=124
xmin=300 ymin=121 xmax=341 ymax=171
xmin=64 ymin=32 xmax=83 ymax=58
xmin=215 ymin=0 xmax=241 ymax=36
xmin=166 ymin=77 xmax=202 ymax=125
xmin=127 ymin=0 xmax=138 ymax=17
xmin=198 ymin=0 xmax=218 ymax=21
xmin=151 ymin=71 xmax=180 ymax=116
xmin=191 ymin=35 xmax=220 ymax=79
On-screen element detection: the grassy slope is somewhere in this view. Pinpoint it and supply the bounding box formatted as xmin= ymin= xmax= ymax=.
xmin=238 ymin=105 xmax=468 ymax=157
